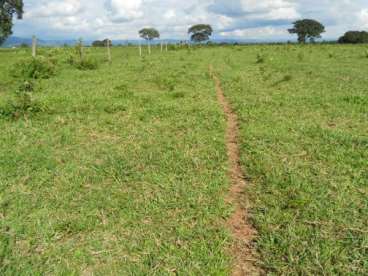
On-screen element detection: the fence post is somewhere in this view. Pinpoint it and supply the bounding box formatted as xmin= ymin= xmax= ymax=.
xmin=78 ymin=38 xmax=84 ymax=61
xmin=148 ymin=40 xmax=151 ymax=55
xmin=139 ymin=41 xmax=142 ymax=57
xmin=32 ymin=35 xmax=37 ymax=57
xmin=107 ymin=39 xmax=111 ymax=63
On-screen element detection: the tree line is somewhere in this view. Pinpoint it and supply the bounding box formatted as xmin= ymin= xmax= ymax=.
xmin=1 ymin=1 xmax=367 ymax=46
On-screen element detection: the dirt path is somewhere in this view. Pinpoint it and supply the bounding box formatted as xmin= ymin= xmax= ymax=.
xmin=209 ymin=65 xmax=261 ymax=276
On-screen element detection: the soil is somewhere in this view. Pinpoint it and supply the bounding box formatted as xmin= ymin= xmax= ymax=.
xmin=210 ymin=65 xmax=262 ymax=276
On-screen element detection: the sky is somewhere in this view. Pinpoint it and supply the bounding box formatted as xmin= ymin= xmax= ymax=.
xmin=12 ymin=0 xmax=368 ymax=41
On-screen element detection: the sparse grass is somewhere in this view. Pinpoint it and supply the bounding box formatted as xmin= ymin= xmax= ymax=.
xmin=0 ymin=44 xmax=367 ymax=275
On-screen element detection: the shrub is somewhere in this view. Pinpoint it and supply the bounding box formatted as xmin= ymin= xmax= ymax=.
xmin=283 ymin=74 xmax=293 ymax=82
xmin=67 ymin=53 xmax=98 ymax=70
xmin=66 ymin=40 xmax=99 ymax=70
xmin=11 ymin=56 xmax=56 ymax=79
xmin=74 ymin=58 xmax=99 ymax=70
xmin=338 ymin=31 xmax=368 ymax=44
xmin=0 ymin=80 xmax=46 ymax=119
xmin=256 ymin=53 xmax=265 ymax=64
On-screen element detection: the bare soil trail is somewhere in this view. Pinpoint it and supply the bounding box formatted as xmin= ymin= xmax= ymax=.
xmin=209 ymin=65 xmax=261 ymax=276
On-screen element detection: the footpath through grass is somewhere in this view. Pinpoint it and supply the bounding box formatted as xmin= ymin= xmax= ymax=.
xmin=0 ymin=47 xmax=231 ymax=274
xmin=213 ymin=44 xmax=368 ymax=275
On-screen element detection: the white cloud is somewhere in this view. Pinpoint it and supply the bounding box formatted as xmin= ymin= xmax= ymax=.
xmin=106 ymin=0 xmax=144 ymax=22
xmin=358 ymin=9 xmax=368 ymax=29
xmin=12 ymin=0 xmax=368 ymax=41
xmin=26 ymin=0 xmax=81 ymax=18
xmin=220 ymin=26 xmax=288 ymax=39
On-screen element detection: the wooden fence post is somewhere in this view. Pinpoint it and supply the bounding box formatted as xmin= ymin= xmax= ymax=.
xmin=107 ymin=39 xmax=111 ymax=63
xmin=78 ymin=38 xmax=84 ymax=61
xmin=148 ymin=40 xmax=151 ymax=55
xmin=32 ymin=35 xmax=37 ymax=57
xmin=139 ymin=41 xmax=142 ymax=57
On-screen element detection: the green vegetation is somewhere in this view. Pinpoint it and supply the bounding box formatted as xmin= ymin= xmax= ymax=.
xmin=0 ymin=0 xmax=24 ymax=45
xmin=338 ymin=31 xmax=368 ymax=44
xmin=188 ymin=24 xmax=213 ymax=43
xmin=288 ymin=19 xmax=325 ymax=43
xmin=1 ymin=44 xmax=367 ymax=274
xmin=213 ymin=44 xmax=368 ymax=274
xmin=0 ymin=46 xmax=229 ymax=274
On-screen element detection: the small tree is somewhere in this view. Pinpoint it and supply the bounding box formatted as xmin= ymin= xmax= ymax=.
xmin=0 ymin=0 xmax=24 ymax=45
xmin=188 ymin=24 xmax=213 ymax=43
xmin=288 ymin=19 xmax=325 ymax=43
xmin=139 ymin=28 xmax=160 ymax=54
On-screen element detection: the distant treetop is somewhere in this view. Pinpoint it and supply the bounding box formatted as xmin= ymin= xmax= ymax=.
xmin=288 ymin=19 xmax=325 ymax=43
xmin=338 ymin=31 xmax=368 ymax=44
xmin=92 ymin=39 xmax=112 ymax=47
xmin=188 ymin=24 xmax=213 ymax=43
xmin=139 ymin=28 xmax=160 ymax=41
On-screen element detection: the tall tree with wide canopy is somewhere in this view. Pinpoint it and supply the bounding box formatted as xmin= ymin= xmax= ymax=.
xmin=0 ymin=0 xmax=23 ymax=45
xmin=139 ymin=28 xmax=160 ymax=55
xmin=188 ymin=24 xmax=213 ymax=43
xmin=139 ymin=28 xmax=160 ymax=41
xmin=288 ymin=19 xmax=325 ymax=43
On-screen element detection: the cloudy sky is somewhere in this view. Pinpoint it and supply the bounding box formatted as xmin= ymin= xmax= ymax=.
xmin=12 ymin=0 xmax=368 ymax=41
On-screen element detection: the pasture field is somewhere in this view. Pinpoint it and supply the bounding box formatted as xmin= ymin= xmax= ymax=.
xmin=0 ymin=44 xmax=367 ymax=275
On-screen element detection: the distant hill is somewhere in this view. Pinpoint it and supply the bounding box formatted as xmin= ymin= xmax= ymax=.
xmin=3 ymin=37 xmax=79 ymax=47
xmin=2 ymin=36 xmax=298 ymax=48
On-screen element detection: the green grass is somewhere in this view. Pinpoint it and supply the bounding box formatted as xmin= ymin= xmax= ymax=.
xmin=0 ymin=47 xmax=230 ymax=274
xmin=213 ymin=44 xmax=368 ymax=275
xmin=0 ymin=44 xmax=367 ymax=275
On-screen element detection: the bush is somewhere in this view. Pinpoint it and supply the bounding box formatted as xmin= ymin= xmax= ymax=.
xmin=74 ymin=58 xmax=99 ymax=70
xmin=66 ymin=45 xmax=99 ymax=70
xmin=11 ymin=56 xmax=56 ymax=79
xmin=256 ymin=53 xmax=265 ymax=64
xmin=0 ymin=81 xmax=46 ymax=119
xmin=338 ymin=31 xmax=368 ymax=44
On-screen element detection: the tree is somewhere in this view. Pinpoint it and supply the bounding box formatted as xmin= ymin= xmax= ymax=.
xmin=338 ymin=31 xmax=368 ymax=44
xmin=0 ymin=0 xmax=24 ymax=45
xmin=139 ymin=28 xmax=160 ymax=41
xmin=139 ymin=28 xmax=159 ymax=54
xmin=188 ymin=24 xmax=213 ymax=43
xmin=288 ymin=19 xmax=325 ymax=43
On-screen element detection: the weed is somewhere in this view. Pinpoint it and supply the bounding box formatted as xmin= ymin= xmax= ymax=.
xmin=256 ymin=53 xmax=265 ymax=64
xmin=170 ymin=91 xmax=185 ymax=99
xmin=11 ymin=56 xmax=56 ymax=79
xmin=153 ymin=74 xmax=177 ymax=91
xmin=0 ymin=80 xmax=45 ymax=119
